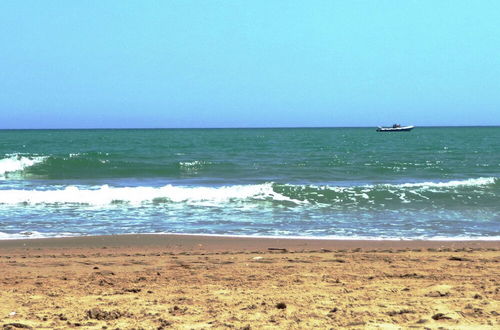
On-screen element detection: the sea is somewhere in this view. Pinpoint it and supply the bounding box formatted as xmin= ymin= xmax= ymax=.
xmin=0 ymin=127 xmax=498 ymax=240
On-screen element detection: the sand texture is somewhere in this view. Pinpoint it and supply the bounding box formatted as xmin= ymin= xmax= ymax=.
xmin=0 ymin=235 xmax=499 ymax=329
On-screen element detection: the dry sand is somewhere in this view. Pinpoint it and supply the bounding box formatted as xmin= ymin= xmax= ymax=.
xmin=0 ymin=235 xmax=499 ymax=329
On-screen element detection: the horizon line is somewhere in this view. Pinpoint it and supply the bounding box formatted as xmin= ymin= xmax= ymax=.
xmin=0 ymin=125 xmax=499 ymax=130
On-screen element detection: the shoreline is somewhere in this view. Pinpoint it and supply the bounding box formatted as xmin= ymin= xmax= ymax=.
xmin=0 ymin=233 xmax=498 ymax=252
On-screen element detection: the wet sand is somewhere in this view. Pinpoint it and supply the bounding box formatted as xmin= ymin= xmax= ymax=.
xmin=1 ymin=235 xmax=499 ymax=329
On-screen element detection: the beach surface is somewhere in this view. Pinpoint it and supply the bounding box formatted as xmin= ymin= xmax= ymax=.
xmin=1 ymin=235 xmax=499 ymax=329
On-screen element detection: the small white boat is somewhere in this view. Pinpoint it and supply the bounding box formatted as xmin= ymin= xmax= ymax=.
xmin=376 ymin=124 xmax=414 ymax=132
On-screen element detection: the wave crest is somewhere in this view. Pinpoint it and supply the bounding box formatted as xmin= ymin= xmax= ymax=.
xmin=273 ymin=177 xmax=498 ymax=207
xmin=0 ymin=177 xmax=496 ymax=207
xmin=383 ymin=177 xmax=497 ymax=188
xmin=0 ymin=183 xmax=301 ymax=206
xmin=0 ymin=154 xmax=47 ymax=177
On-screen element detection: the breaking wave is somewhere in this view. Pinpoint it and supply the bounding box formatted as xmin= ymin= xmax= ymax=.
xmin=0 ymin=177 xmax=497 ymax=207
xmin=0 ymin=153 xmax=234 ymax=179
xmin=273 ymin=177 xmax=499 ymax=208
xmin=0 ymin=183 xmax=298 ymax=205
xmin=0 ymin=154 xmax=47 ymax=178
xmin=386 ymin=177 xmax=496 ymax=188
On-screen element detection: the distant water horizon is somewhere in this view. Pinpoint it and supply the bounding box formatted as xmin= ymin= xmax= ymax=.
xmin=0 ymin=127 xmax=498 ymax=240
xmin=1 ymin=125 xmax=499 ymax=131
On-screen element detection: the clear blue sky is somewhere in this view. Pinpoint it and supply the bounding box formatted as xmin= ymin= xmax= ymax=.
xmin=1 ymin=1 xmax=499 ymax=128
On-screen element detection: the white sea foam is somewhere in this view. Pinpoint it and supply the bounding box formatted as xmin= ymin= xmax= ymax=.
xmin=0 ymin=183 xmax=302 ymax=205
xmin=0 ymin=154 xmax=46 ymax=177
xmin=384 ymin=177 xmax=497 ymax=188
xmin=0 ymin=177 xmax=495 ymax=206
xmin=0 ymin=231 xmax=498 ymax=241
xmin=179 ymin=160 xmax=210 ymax=167
xmin=160 ymin=233 xmax=500 ymax=241
xmin=309 ymin=177 xmax=496 ymax=197
xmin=300 ymin=177 xmax=496 ymax=191
xmin=0 ymin=231 xmax=76 ymax=240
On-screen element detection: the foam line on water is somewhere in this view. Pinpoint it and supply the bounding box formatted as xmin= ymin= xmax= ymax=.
xmin=142 ymin=232 xmax=500 ymax=241
xmin=0 ymin=183 xmax=303 ymax=205
xmin=0 ymin=177 xmax=496 ymax=206
xmin=278 ymin=177 xmax=497 ymax=192
xmin=0 ymin=154 xmax=47 ymax=177
xmin=383 ymin=177 xmax=497 ymax=188
xmin=0 ymin=231 xmax=498 ymax=241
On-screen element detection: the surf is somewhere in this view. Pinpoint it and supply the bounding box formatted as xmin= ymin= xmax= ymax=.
xmin=0 ymin=177 xmax=496 ymax=207
xmin=0 ymin=154 xmax=47 ymax=178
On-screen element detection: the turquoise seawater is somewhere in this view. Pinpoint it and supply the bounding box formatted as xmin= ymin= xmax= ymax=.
xmin=0 ymin=127 xmax=498 ymax=239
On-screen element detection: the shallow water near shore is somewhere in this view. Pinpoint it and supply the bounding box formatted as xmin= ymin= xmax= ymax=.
xmin=0 ymin=127 xmax=499 ymax=239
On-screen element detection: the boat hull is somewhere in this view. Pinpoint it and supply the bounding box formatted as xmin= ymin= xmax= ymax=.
xmin=376 ymin=126 xmax=414 ymax=132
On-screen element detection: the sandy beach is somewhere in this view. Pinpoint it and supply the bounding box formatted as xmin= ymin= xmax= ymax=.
xmin=0 ymin=235 xmax=499 ymax=329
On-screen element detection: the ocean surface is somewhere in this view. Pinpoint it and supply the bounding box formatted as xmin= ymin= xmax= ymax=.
xmin=0 ymin=127 xmax=498 ymax=240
